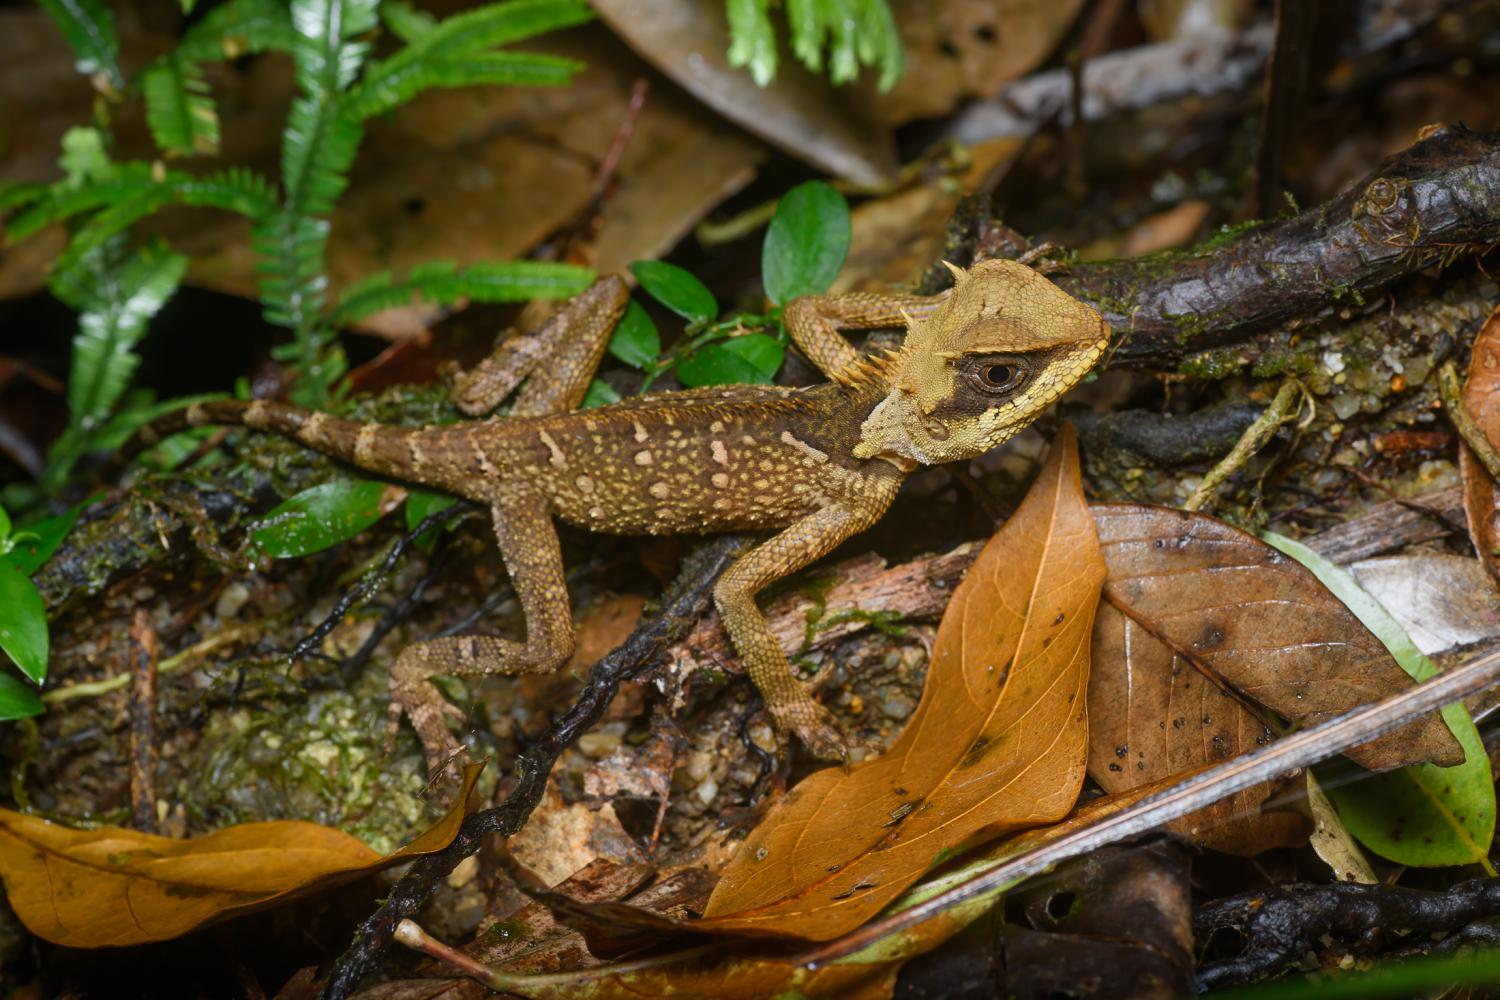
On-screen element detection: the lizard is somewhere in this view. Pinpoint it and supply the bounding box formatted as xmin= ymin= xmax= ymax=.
xmin=130 ymin=258 xmax=1110 ymax=768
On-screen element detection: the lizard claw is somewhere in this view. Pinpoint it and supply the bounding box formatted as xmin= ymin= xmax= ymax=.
xmin=771 ymin=697 xmax=849 ymax=764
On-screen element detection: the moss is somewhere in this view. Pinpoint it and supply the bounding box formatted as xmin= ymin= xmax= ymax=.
xmin=1178 ymin=347 xmax=1245 ymax=381
xmin=1251 ymin=341 xmax=1316 ymax=377
xmin=1199 ymin=218 xmax=1266 ymax=251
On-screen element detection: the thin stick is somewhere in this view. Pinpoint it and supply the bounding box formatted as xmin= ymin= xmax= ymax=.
xmin=1184 ymin=378 xmax=1304 ymax=511
xmin=795 ymin=645 xmax=1500 ymax=969
xmin=1440 ymin=359 xmax=1500 ymax=484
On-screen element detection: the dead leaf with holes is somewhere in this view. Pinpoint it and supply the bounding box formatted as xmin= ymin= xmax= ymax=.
xmin=695 ymin=425 xmax=1103 ymax=942
xmin=0 ymin=764 xmax=483 ymax=947
xmin=1084 ymin=503 xmax=1463 ymax=856
xmin=1460 ymin=303 xmax=1500 ymax=583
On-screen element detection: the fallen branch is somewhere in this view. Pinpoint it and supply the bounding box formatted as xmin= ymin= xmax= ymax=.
xmin=1195 ymin=877 xmax=1500 ymax=990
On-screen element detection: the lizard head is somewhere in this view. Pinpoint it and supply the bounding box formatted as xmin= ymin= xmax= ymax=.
xmin=853 ymin=258 xmax=1109 ymax=467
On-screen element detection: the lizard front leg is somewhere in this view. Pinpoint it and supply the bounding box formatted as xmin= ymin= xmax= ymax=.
xmin=388 ymin=494 xmax=575 ymax=768
xmin=449 ymin=275 xmax=629 ymax=418
xmin=714 ymin=479 xmax=901 ymax=760
xmin=782 ymin=289 xmax=947 ymax=382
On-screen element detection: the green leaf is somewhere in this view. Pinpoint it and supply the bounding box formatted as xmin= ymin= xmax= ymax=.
xmin=676 ymin=335 xmax=783 ymax=386
xmin=0 ymin=672 xmax=44 ymax=721
xmin=252 ymin=480 xmax=393 ymax=558
xmin=9 ymin=505 xmax=85 ymax=576
xmin=762 ymin=180 xmax=850 ymax=304
xmin=581 ymin=378 xmax=620 ymax=408
xmin=726 ymin=0 xmax=777 ymax=87
xmin=350 ymin=0 xmax=593 ymax=118
xmin=379 ymin=0 xmax=437 ymax=41
xmin=1262 ymin=531 xmax=1496 ymax=867
xmin=607 ymin=300 xmax=659 ymax=369
xmin=0 ymin=556 xmax=49 ymax=684
xmin=0 ymin=505 xmax=10 ymax=543
xmin=38 ymin=0 xmax=121 ymax=86
xmin=329 ymin=260 xmax=594 ymax=325
xmin=142 ymin=54 xmax=221 ymax=157
xmin=404 ymin=487 xmax=458 ymax=550
xmin=630 ymin=261 xmax=717 ymax=324
xmin=55 ymin=240 xmax=189 ymax=433
xmin=784 ymin=0 xmax=903 ymax=90
xmin=177 ymin=0 xmax=298 ymax=62
xmin=58 ymin=127 xmax=113 ymax=187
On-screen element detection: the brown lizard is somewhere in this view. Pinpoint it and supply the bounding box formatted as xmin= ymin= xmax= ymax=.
xmin=132 ymin=258 xmax=1109 ymax=766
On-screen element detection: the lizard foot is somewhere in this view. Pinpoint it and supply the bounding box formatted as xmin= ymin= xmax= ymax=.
xmin=771 ymin=697 xmax=848 ymax=764
xmin=386 ymin=668 xmax=469 ymax=779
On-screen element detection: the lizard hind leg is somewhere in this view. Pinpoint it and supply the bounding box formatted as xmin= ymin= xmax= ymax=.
xmin=449 ymin=275 xmax=629 ymax=418
xmin=387 ymin=496 xmax=576 ymax=770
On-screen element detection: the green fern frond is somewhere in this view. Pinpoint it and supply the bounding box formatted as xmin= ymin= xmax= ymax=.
xmin=378 ymin=0 xmax=436 ymax=42
xmin=731 ymin=0 xmax=904 ymax=91
xmin=351 ymin=0 xmax=592 ymax=117
xmin=0 ymin=183 xmax=50 ymax=219
xmin=329 ymin=259 xmax=595 ymax=325
xmin=347 ymin=51 xmax=582 ymax=119
xmin=52 ymin=238 xmax=188 ymax=434
xmin=142 ymin=54 xmax=221 ymax=157
xmin=173 ymin=167 xmax=280 ymax=219
xmin=289 ymin=0 xmax=380 ymax=96
xmin=4 ymin=164 xmax=154 ymax=241
xmin=38 ymin=0 xmax=122 ymax=87
xmin=177 ymin=0 xmax=298 ymax=62
xmin=726 ymin=0 xmax=778 ymax=87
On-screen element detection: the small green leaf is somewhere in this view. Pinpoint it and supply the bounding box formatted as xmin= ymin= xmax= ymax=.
xmin=10 ymin=505 xmax=85 ymax=576
xmin=1263 ymin=531 xmax=1496 ymax=868
xmin=725 ymin=0 xmax=777 ymax=86
xmin=252 ymin=480 xmax=393 ymax=558
xmin=58 ymin=127 xmax=112 ymax=187
xmin=0 ymin=673 xmax=44 ymax=721
xmin=608 ymin=300 xmax=661 ymax=369
xmin=630 ymin=261 xmax=717 ymax=324
xmin=0 ymin=556 xmax=49 ymax=684
xmin=762 ymin=180 xmax=850 ymax=304
xmin=582 ymin=378 xmax=621 ymax=408
xmin=38 ymin=0 xmax=122 ymax=87
xmin=404 ymin=488 xmax=457 ymax=551
xmin=0 ymin=505 xmax=10 ymax=542
xmin=676 ymin=335 xmax=784 ymax=386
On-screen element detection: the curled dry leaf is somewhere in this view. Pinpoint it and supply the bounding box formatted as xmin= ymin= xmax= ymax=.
xmin=0 ymin=764 xmax=484 ymax=947
xmin=698 ymin=425 xmax=1104 ymax=941
xmin=590 ymin=0 xmax=898 ymax=187
xmin=1460 ymin=303 xmax=1500 ymax=582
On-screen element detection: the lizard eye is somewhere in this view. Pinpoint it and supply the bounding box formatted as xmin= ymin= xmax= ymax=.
xmin=973 ymin=361 xmax=1023 ymax=393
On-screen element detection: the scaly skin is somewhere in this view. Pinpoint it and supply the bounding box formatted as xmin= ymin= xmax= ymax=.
xmin=132 ymin=259 xmax=1109 ymax=768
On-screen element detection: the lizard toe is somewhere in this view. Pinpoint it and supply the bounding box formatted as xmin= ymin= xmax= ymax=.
xmin=772 ymin=698 xmax=848 ymax=763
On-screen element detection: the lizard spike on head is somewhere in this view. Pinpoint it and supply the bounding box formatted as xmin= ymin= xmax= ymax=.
xmin=854 ymin=257 xmax=1111 ymax=467
xmin=939 ymin=259 xmax=968 ymax=284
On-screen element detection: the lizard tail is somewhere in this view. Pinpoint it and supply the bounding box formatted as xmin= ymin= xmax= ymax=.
xmin=125 ymin=399 xmax=391 ymax=470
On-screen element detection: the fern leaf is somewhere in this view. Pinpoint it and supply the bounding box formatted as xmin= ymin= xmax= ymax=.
xmin=329 ymin=259 xmax=593 ymax=325
xmin=290 ymin=0 xmax=380 ymax=96
xmin=726 ymin=0 xmax=777 ymax=87
xmin=38 ymin=0 xmax=122 ymax=87
xmin=53 ymin=239 xmax=188 ymax=432
xmin=347 ymin=51 xmax=582 ymax=119
xmin=177 ymin=0 xmax=298 ymax=62
xmin=173 ymin=167 xmax=280 ymax=219
xmin=142 ymin=54 xmax=221 ymax=157
xmin=351 ymin=0 xmax=592 ymax=117
xmin=379 ymin=0 xmax=436 ymax=42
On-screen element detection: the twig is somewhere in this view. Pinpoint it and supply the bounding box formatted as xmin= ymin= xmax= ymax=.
xmin=793 ymin=644 xmax=1500 ymax=969
xmin=320 ymin=535 xmax=746 ymax=1000
xmin=394 ymin=918 xmax=720 ymax=991
xmin=1195 ymin=877 xmax=1500 ymax=990
xmin=1184 ymin=379 xmax=1305 ymax=511
xmin=1441 ymin=358 xmax=1500 ymax=484
xmin=127 ymin=609 xmax=159 ymax=833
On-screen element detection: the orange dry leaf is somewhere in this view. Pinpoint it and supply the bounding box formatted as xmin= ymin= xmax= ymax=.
xmin=0 ymin=764 xmax=483 ymax=948
xmin=698 ymin=425 xmax=1104 ymax=941
xmin=1461 ymin=303 xmax=1500 ymax=583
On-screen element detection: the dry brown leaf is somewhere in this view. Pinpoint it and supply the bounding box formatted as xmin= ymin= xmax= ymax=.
xmin=864 ymin=0 xmax=1087 ymax=126
xmin=1349 ymin=552 xmax=1500 ymax=655
xmin=0 ymin=764 xmax=483 ymax=947
xmin=1090 ymin=503 xmax=1462 ymax=776
xmin=697 ymin=425 xmax=1104 ymax=941
xmin=591 ymin=0 xmax=897 ymax=186
xmin=1088 ymin=599 xmax=1307 ymax=856
xmin=1460 ymin=303 xmax=1500 ymax=583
